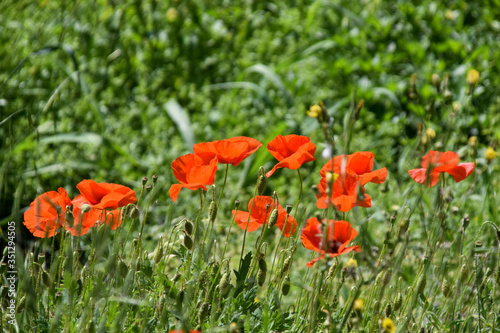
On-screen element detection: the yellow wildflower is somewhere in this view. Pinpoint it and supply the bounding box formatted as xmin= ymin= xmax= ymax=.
xmin=353 ymin=299 xmax=363 ymax=311
xmin=485 ymin=147 xmax=497 ymax=161
xmin=467 ymin=69 xmax=480 ymax=86
xmin=382 ymin=317 xmax=396 ymax=333
xmin=347 ymin=258 xmax=358 ymax=268
xmin=425 ymin=128 xmax=436 ymax=140
xmin=307 ymin=104 xmax=322 ymax=118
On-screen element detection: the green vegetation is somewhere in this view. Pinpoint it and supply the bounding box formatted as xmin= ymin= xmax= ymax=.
xmin=1 ymin=0 xmax=499 ymax=332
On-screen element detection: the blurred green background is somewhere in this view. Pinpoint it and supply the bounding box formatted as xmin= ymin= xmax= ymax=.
xmin=1 ymin=0 xmax=499 ymax=245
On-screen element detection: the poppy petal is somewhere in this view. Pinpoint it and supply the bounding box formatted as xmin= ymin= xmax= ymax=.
xmin=360 ymin=167 xmax=388 ymax=185
xmin=233 ymin=210 xmax=263 ymax=232
xmin=446 ymin=162 xmax=475 ymax=183
xmin=169 ymin=184 xmax=184 ymax=202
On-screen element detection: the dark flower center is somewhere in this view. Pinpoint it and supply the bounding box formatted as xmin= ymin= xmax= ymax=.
xmin=327 ymin=240 xmax=343 ymax=253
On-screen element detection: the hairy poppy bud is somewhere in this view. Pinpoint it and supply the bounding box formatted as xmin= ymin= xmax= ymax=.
xmin=281 ymin=276 xmax=291 ymax=295
xmin=258 ymin=257 xmax=267 ymax=273
xmin=154 ymin=238 xmax=164 ymax=264
xmin=431 ymin=73 xmax=441 ymax=90
xmin=198 ymin=302 xmax=210 ymax=324
xmin=281 ymin=256 xmax=292 ymax=277
xmin=42 ymin=270 xmax=52 ymax=287
xmin=129 ymin=206 xmax=140 ymax=219
xmin=257 ymin=269 xmax=266 ymax=287
xmin=442 ymin=280 xmax=451 ymax=297
xmin=183 ymin=234 xmax=193 ymax=250
xmin=219 ymin=272 xmax=231 ymax=296
xmin=184 ymin=220 xmax=193 ymax=235
xmin=394 ymin=293 xmax=403 ymax=311
xmin=257 ymin=175 xmax=267 ymax=195
xmin=385 ymin=302 xmax=392 ymax=317
xmin=268 ymin=209 xmax=279 ymax=228
xmin=209 ymin=200 xmax=218 ymax=222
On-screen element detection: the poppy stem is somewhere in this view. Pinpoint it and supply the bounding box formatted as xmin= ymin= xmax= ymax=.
xmin=217 ymin=164 xmax=229 ymax=207
xmin=239 ymin=185 xmax=258 ymax=271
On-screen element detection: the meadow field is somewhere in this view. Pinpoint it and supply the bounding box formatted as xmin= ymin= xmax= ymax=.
xmin=1 ymin=0 xmax=499 ymax=332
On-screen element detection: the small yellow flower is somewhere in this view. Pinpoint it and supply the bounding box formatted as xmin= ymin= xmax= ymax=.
xmin=347 ymin=258 xmax=358 ymax=268
xmin=425 ymin=128 xmax=436 ymax=140
xmin=485 ymin=147 xmax=497 ymax=161
xmin=467 ymin=69 xmax=480 ymax=86
xmin=468 ymin=136 xmax=478 ymax=147
xmin=382 ymin=317 xmax=396 ymax=333
xmin=353 ymin=299 xmax=363 ymax=311
xmin=229 ymin=322 xmax=239 ymax=333
xmin=166 ymin=8 xmax=178 ymax=22
xmin=307 ymin=104 xmax=322 ymax=118
xmin=452 ymin=101 xmax=461 ymax=112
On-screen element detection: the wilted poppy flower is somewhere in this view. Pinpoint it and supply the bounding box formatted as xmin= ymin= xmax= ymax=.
xmin=301 ymin=218 xmax=361 ymax=267
xmin=76 ymin=179 xmax=137 ymax=210
xmin=409 ymin=150 xmax=475 ymax=187
xmin=193 ymin=136 xmax=262 ymax=166
xmin=67 ymin=195 xmax=123 ymax=236
xmin=232 ymin=196 xmax=297 ymax=237
xmin=266 ymin=135 xmax=316 ymax=177
xmin=23 ymin=188 xmax=71 ymax=238
xmin=169 ymin=152 xmax=218 ymax=202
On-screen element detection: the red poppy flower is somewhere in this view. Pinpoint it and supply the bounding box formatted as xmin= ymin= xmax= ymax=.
xmin=319 ymin=152 xmax=388 ymax=186
xmin=301 ymin=218 xmax=361 ymax=267
xmin=169 ymin=152 xmax=218 ymax=202
xmin=266 ymin=135 xmax=316 ymax=177
xmin=315 ymin=152 xmax=387 ymax=211
xmin=67 ymin=195 xmax=123 ymax=236
xmin=408 ymin=150 xmax=475 ymax=187
xmin=76 ymin=180 xmax=137 ymax=210
xmin=23 ymin=188 xmax=72 ymax=238
xmin=316 ymin=173 xmax=372 ymax=212
xmin=193 ymin=136 xmax=262 ymax=166
xmin=232 ymin=196 xmax=297 ymax=237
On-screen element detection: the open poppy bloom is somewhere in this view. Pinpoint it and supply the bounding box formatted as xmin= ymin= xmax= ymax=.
xmin=266 ymin=135 xmax=316 ymax=177
xmin=76 ymin=179 xmax=137 ymax=210
xmin=67 ymin=195 xmax=123 ymax=236
xmin=232 ymin=196 xmax=297 ymax=237
xmin=193 ymin=136 xmax=262 ymax=166
xmin=408 ymin=150 xmax=475 ymax=187
xmin=23 ymin=188 xmax=72 ymax=238
xmin=315 ymin=152 xmax=387 ymax=211
xmin=301 ymin=218 xmax=361 ymax=267
xmin=169 ymin=152 xmax=218 ymax=202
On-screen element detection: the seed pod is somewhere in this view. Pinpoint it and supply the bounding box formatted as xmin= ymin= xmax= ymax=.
xmin=234 ymin=200 xmax=240 ymax=209
xmin=462 ymin=214 xmax=470 ymax=231
xmin=183 ymin=234 xmax=193 ymax=250
xmin=42 ymin=270 xmax=52 ymax=287
xmin=383 ymin=268 xmax=392 ymax=286
xmin=257 ymin=175 xmax=267 ymax=195
xmin=184 ymin=220 xmax=193 ymax=236
xmin=219 ymin=272 xmax=231 ymax=296
xmin=394 ymin=293 xmax=403 ymax=311
xmin=142 ymin=177 xmax=148 ymax=186
xmin=209 ymin=200 xmax=218 ymax=222
xmin=257 ymin=269 xmax=266 ymax=287
xmin=152 ymin=174 xmax=158 ymax=185
xmin=327 ymin=261 xmax=337 ymax=279
xmin=385 ymin=302 xmax=392 ymax=317
xmin=459 ymin=263 xmax=468 ymax=283
xmin=281 ymin=276 xmax=291 ymax=296
xmin=268 ymin=209 xmax=279 ymax=228
xmin=441 ymin=280 xmax=451 ymax=297
xmin=17 ymin=295 xmax=26 ymax=313
xmin=285 ymin=204 xmax=293 ymax=215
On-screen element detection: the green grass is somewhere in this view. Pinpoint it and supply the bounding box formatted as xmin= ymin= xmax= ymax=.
xmin=1 ymin=0 xmax=499 ymax=332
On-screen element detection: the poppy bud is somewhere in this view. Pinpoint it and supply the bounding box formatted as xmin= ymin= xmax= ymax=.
xmin=431 ymin=73 xmax=441 ymax=90
xmin=129 ymin=206 xmax=140 ymax=219
xmin=327 ymin=261 xmax=337 ymax=279
xmin=152 ymin=174 xmax=158 ymax=186
xmin=219 ymin=272 xmax=231 ymax=296
xmin=257 ymin=175 xmax=267 ymax=195
xmin=282 ymin=256 xmax=292 ymax=277
xmin=268 ymin=209 xmax=279 ymax=228
xmin=154 ymin=238 xmax=164 ymax=264
xmin=385 ymin=302 xmax=392 ymax=317
xmin=441 ymin=280 xmax=451 ymax=297
xmin=41 ymin=269 xmax=52 ymax=287
xmin=81 ymin=204 xmax=92 ymax=213
xmin=394 ymin=293 xmax=403 ymax=311
xmin=398 ymin=218 xmax=410 ymax=238
xmin=37 ymin=253 xmax=46 ymax=265
xmin=383 ymin=268 xmax=392 ymax=285
xmin=183 ymin=234 xmax=193 ymax=250
xmin=234 ymin=200 xmax=240 ymax=209
xmin=142 ymin=177 xmax=148 ymax=186
xmin=417 ymin=274 xmax=426 ymax=295
xmin=198 ymin=302 xmax=210 ymax=324
xmin=257 ymin=269 xmax=266 ymax=287
xmin=462 ymin=214 xmax=470 ymax=231
xmin=209 ymin=200 xmax=218 ymax=222
xmin=258 ymin=257 xmax=267 ymax=272
xmin=145 ymin=184 xmax=152 ymax=191
xmin=285 ymin=204 xmax=293 ymax=215
xmin=281 ymin=275 xmax=291 ymax=295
